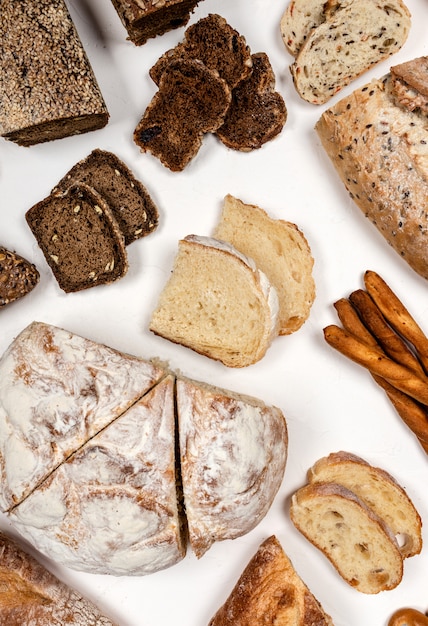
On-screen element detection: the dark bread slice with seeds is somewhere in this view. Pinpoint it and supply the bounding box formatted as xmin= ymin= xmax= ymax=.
xmin=149 ymin=14 xmax=252 ymax=89
xmin=52 ymin=149 xmax=159 ymax=245
xmin=134 ymin=59 xmax=231 ymax=172
xmin=216 ymin=53 xmax=287 ymax=151
xmin=26 ymin=184 xmax=128 ymax=293
xmin=0 ymin=247 xmax=39 ymax=307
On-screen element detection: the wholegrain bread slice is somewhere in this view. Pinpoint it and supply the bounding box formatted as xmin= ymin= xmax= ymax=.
xmin=0 ymin=247 xmax=39 ymax=307
xmin=280 ymin=0 xmax=328 ymax=57
xmin=290 ymin=482 xmax=404 ymax=594
xmin=52 ymin=150 xmax=159 ymax=245
xmin=214 ymin=195 xmax=315 ymax=334
xmin=208 ymin=535 xmax=333 ymax=625
xmin=290 ymin=0 xmax=411 ymax=104
xmin=149 ymin=235 xmax=279 ymax=367
xmin=307 ymin=451 xmax=422 ymax=559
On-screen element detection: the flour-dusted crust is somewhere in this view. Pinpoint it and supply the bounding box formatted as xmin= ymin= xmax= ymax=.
xmin=0 ymin=321 xmax=166 ymax=511
xmin=10 ymin=376 xmax=185 ymax=576
xmin=176 ymin=377 xmax=288 ymax=558
xmin=316 ymin=76 xmax=428 ymax=280
xmin=0 ymin=532 xmax=117 ymax=625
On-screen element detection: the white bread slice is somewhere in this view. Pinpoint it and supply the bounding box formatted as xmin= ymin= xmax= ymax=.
xmin=208 ymin=535 xmax=333 ymax=625
xmin=308 ymin=451 xmax=422 ymax=559
xmin=176 ymin=377 xmax=287 ymax=558
xmin=0 ymin=532 xmax=117 ymax=625
xmin=290 ymin=482 xmax=403 ymax=594
xmin=280 ymin=0 xmax=327 ymax=57
xmin=290 ymin=0 xmax=411 ymax=104
xmin=214 ymin=195 xmax=315 ymax=335
xmin=149 ymin=235 xmax=280 ymax=367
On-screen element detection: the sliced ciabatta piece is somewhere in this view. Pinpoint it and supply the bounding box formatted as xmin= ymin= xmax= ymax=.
xmin=214 ymin=195 xmax=315 ymax=335
xmin=149 ymin=235 xmax=279 ymax=367
xmin=290 ymin=0 xmax=411 ymax=104
xmin=290 ymin=482 xmax=403 ymax=594
xmin=176 ymin=378 xmax=287 ymax=558
xmin=0 ymin=246 xmax=39 ymax=307
xmin=0 ymin=532 xmax=117 ymax=625
xmin=208 ymin=535 xmax=333 ymax=625
xmin=315 ymin=74 xmax=428 ymax=280
xmin=307 ymin=451 xmax=422 ymax=559
xmin=280 ymin=0 xmax=328 ymax=57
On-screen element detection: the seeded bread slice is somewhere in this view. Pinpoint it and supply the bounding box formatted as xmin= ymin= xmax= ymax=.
xmin=149 ymin=235 xmax=279 ymax=367
xmin=290 ymin=482 xmax=404 ymax=594
xmin=26 ymin=184 xmax=128 ymax=293
xmin=308 ymin=452 xmax=422 ymax=558
xmin=134 ymin=59 xmax=231 ymax=171
xmin=52 ymin=150 xmax=159 ymax=245
xmin=290 ymin=0 xmax=411 ymax=104
xmin=214 ymin=195 xmax=315 ymax=335
xmin=149 ymin=14 xmax=252 ymax=89
xmin=280 ymin=0 xmax=328 ymax=57
xmin=0 ymin=247 xmax=39 ymax=307
xmin=216 ymin=53 xmax=287 ymax=152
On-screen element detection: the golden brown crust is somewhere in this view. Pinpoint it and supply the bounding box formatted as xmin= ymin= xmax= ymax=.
xmin=389 ymin=608 xmax=428 ymax=626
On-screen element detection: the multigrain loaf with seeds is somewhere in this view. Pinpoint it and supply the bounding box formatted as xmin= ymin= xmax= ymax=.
xmin=289 ymin=0 xmax=411 ymax=104
xmin=0 ymin=247 xmax=39 ymax=307
xmin=315 ymin=67 xmax=428 ymax=280
xmin=26 ymin=184 xmax=128 ymax=293
xmin=110 ymin=0 xmax=204 ymax=46
xmin=52 ymin=149 xmax=159 ymax=245
xmin=0 ymin=0 xmax=109 ymax=146
xmin=280 ymin=0 xmax=328 ymax=57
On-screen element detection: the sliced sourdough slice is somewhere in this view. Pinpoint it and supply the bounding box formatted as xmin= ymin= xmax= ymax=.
xmin=280 ymin=0 xmax=328 ymax=57
xmin=52 ymin=149 xmax=159 ymax=245
xmin=149 ymin=235 xmax=280 ymax=367
xmin=176 ymin=378 xmax=287 ymax=558
xmin=290 ymin=482 xmax=404 ymax=594
xmin=209 ymin=535 xmax=333 ymax=626
xmin=290 ymin=0 xmax=411 ymax=104
xmin=0 ymin=532 xmax=117 ymax=625
xmin=214 ymin=195 xmax=315 ymax=335
xmin=0 ymin=246 xmax=39 ymax=307
xmin=216 ymin=53 xmax=287 ymax=152
xmin=26 ymin=184 xmax=128 ymax=293
xmin=10 ymin=376 xmax=186 ymax=576
xmin=149 ymin=13 xmax=252 ymax=89
xmin=0 ymin=321 xmax=166 ymax=512
xmin=307 ymin=451 xmax=422 ymax=558
xmin=134 ymin=59 xmax=231 ymax=172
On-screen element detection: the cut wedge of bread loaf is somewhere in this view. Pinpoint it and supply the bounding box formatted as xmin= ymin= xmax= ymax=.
xmin=0 ymin=247 xmax=39 ymax=307
xmin=307 ymin=451 xmax=422 ymax=559
xmin=208 ymin=535 xmax=334 ymax=625
xmin=214 ymin=195 xmax=315 ymax=334
xmin=290 ymin=482 xmax=404 ymax=593
xmin=149 ymin=235 xmax=280 ymax=367
xmin=290 ymin=0 xmax=411 ymax=104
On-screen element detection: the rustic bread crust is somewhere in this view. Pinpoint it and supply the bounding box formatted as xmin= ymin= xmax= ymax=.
xmin=0 ymin=247 xmax=39 ymax=307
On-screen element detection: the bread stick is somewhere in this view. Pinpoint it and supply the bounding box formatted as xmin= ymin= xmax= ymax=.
xmin=364 ymin=270 xmax=428 ymax=374
xmin=333 ymin=298 xmax=378 ymax=347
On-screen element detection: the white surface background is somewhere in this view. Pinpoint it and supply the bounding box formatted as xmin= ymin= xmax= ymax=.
xmin=1 ymin=0 xmax=427 ymax=624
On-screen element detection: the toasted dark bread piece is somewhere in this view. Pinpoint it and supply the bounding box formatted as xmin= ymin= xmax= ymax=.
xmin=0 ymin=247 xmax=39 ymax=307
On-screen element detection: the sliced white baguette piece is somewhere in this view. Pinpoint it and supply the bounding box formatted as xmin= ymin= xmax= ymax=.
xmin=149 ymin=235 xmax=280 ymax=367
xmin=214 ymin=195 xmax=315 ymax=335
xmin=176 ymin=377 xmax=287 ymax=558
xmin=290 ymin=482 xmax=403 ymax=594
xmin=307 ymin=451 xmax=422 ymax=559
xmin=280 ymin=0 xmax=328 ymax=57
xmin=291 ymin=0 xmax=411 ymax=104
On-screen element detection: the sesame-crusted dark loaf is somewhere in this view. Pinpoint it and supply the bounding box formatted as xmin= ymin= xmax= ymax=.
xmin=0 ymin=0 xmax=109 ymax=147
xmin=149 ymin=14 xmax=252 ymax=89
xmin=134 ymin=59 xmax=231 ymax=172
xmin=26 ymin=185 xmax=128 ymax=293
xmin=216 ymin=53 xmax=287 ymax=152
xmin=315 ymin=74 xmax=428 ymax=280
xmin=0 ymin=247 xmax=39 ymax=307
xmin=290 ymin=0 xmax=411 ymax=104
xmin=110 ymin=0 xmax=203 ymax=46
xmin=52 ymin=150 xmax=159 ymax=245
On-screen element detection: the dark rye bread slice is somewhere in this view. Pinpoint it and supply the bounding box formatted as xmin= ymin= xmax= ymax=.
xmin=134 ymin=59 xmax=231 ymax=172
xmin=149 ymin=14 xmax=252 ymax=89
xmin=52 ymin=150 xmax=159 ymax=245
xmin=26 ymin=184 xmax=128 ymax=293
xmin=216 ymin=53 xmax=287 ymax=151
xmin=0 ymin=247 xmax=40 ymax=307
xmin=0 ymin=0 xmax=109 ymax=146
xmin=110 ymin=0 xmax=203 ymax=46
